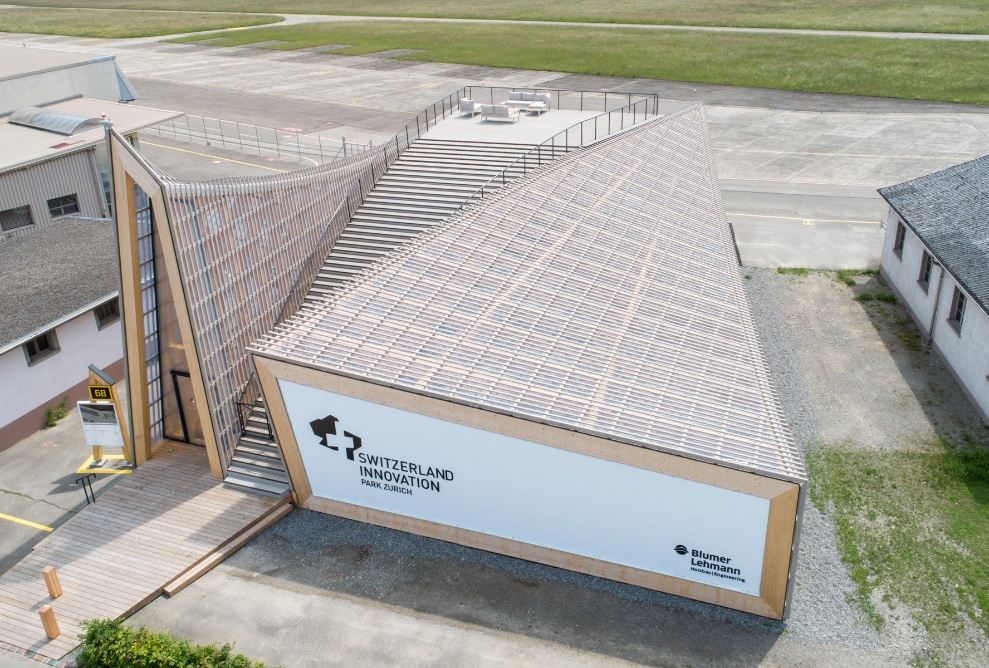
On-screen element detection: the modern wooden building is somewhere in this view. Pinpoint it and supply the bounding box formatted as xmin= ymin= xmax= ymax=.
xmin=108 ymin=88 xmax=806 ymax=618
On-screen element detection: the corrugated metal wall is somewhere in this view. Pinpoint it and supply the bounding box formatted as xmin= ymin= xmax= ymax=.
xmin=0 ymin=150 xmax=106 ymax=240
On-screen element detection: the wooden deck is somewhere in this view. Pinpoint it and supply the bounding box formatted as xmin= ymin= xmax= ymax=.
xmin=0 ymin=443 xmax=290 ymax=661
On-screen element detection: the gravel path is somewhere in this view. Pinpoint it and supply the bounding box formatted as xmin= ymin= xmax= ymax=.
xmin=744 ymin=269 xmax=882 ymax=652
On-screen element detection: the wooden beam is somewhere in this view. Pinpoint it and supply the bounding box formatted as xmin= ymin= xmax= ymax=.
xmin=110 ymin=150 xmax=151 ymax=466
xmin=163 ymin=502 xmax=291 ymax=597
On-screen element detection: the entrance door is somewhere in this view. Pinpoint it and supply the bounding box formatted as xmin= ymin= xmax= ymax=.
xmin=171 ymin=370 xmax=204 ymax=446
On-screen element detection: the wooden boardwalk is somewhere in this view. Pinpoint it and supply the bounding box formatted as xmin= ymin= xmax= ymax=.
xmin=0 ymin=443 xmax=289 ymax=661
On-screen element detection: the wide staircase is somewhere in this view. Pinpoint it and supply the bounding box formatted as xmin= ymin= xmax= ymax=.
xmin=225 ymin=136 xmax=572 ymax=497
xmin=305 ymin=138 xmax=562 ymax=302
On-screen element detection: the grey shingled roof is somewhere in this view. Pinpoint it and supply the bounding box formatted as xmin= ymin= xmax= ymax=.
xmin=255 ymin=105 xmax=804 ymax=481
xmin=0 ymin=220 xmax=118 ymax=349
xmin=879 ymin=155 xmax=989 ymax=315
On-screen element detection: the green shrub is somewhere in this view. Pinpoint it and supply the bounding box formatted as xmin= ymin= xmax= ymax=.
xmin=78 ymin=619 xmax=277 ymax=668
xmin=854 ymin=291 xmax=896 ymax=303
xmin=43 ymin=397 xmax=68 ymax=429
xmin=777 ymin=267 xmax=809 ymax=275
xmin=835 ymin=269 xmax=858 ymax=286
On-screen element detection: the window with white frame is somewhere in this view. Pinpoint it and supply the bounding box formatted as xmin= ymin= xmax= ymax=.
xmin=23 ymin=330 xmax=59 ymax=365
xmin=0 ymin=205 xmax=33 ymax=231
xmin=93 ymin=297 xmax=120 ymax=329
xmin=948 ymin=287 xmax=967 ymax=333
xmin=47 ymin=194 xmax=79 ymax=218
xmin=918 ymin=251 xmax=935 ymax=292
xmin=893 ymin=222 xmax=906 ymax=257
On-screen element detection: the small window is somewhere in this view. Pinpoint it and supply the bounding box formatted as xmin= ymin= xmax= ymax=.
xmin=23 ymin=330 xmax=59 ymax=366
xmin=948 ymin=288 xmax=967 ymax=333
xmin=918 ymin=252 xmax=935 ymax=292
xmin=893 ymin=222 xmax=906 ymax=257
xmin=47 ymin=194 xmax=79 ymax=218
xmin=0 ymin=205 xmax=33 ymax=231
xmin=94 ymin=297 xmax=120 ymax=329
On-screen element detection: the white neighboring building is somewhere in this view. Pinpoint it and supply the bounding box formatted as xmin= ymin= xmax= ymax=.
xmin=878 ymin=156 xmax=989 ymax=423
xmin=0 ymin=221 xmax=122 ymax=448
xmin=0 ymin=44 xmax=138 ymax=115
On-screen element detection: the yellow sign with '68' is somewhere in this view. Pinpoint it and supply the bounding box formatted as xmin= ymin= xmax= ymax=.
xmin=88 ymin=385 xmax=114 ymax=402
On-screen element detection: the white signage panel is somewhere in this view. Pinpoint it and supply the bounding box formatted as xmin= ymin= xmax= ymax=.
xmin=280 ymin=379 xmax=771 ymax=595
xmin=78 ymin=401 xmax=124 ymax=447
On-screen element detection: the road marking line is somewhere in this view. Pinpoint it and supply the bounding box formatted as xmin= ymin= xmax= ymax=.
xmin=727 ymin=212 xmax=881 ymax=225
xmin=141 ymin=142 xmax=289 ymax=173
xmin=716 ymin=147 xmax=947 ymax=160
xmin=0 ymin=513 xmax=53 ymax=533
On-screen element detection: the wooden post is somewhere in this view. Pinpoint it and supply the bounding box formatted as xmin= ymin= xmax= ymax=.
xmin=42 ymin=566 xmax=62 ymax=599
xmin=92 ymin=445 xmax=104 ymax=462
xmin=38 ymin=605 xmax=59 ymax=639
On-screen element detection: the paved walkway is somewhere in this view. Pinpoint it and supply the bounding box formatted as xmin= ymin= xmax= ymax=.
xmin=0 ymin=443 xmax=287 ymax=662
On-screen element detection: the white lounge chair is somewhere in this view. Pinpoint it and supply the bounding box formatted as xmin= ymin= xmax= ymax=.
xmin=480 ymin=104 xmax=519 ymax=123
xmin=504 ymin=91 xmax=552 ymax=114
xmin=459 ymin=98 xmax=482 ymax=117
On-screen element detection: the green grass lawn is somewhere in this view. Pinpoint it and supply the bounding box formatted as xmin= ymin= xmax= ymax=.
xmin=5 ymin=0 xmax=989 ymax=34
xmin=0 ymin=7 xmax=280 ymax=38
xmin=171 ymin=21 xmax=989 ymax=105
xmin=808 ymin=436 xmax=989 ymax=665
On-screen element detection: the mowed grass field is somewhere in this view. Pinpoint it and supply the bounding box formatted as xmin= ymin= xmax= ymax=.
xmin=6 ymin=0 xmax=989 ymax=34
xmin=172 ymin=21 xmax=989 ymax=105
xmin=0 ymin=7 xmax=280 ymax=38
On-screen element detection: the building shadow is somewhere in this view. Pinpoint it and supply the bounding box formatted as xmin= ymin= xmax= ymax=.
xmin=224 ymin=507 xmax=784 ymax=667
xmin=849 ymin=273 xmax=989 ymax=508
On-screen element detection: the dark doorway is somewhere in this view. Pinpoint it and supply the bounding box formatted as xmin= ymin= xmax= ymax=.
xmin=170 ymin=370 xmax=204 ymax=446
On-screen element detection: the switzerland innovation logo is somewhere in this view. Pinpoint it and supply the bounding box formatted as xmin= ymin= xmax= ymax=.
xmin=309 ymin=414 xmax=363 ymax=460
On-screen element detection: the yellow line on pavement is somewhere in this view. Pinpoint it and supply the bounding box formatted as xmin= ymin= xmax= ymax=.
xmin=727 ymin=212 xmax=881 ymax=225
xmin=141 ymin=142 xmax=288 ymax=173
xmin=0 ymin=512 xmax=53 ymax=532
xmin=716 ymin=147 xmax=944 ymax=160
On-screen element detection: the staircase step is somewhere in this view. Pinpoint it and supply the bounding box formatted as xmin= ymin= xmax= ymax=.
xmin=228 ymin=459 xmax=288 ymax=482
xmin=235 ymin=441 xmax=282 ymax=459
xmin=223 ymin=472 xmax=290 ymax=497
xmin=232 ymin=451 xmax=287 ymax=471
xmin=298 ymin=134 xmax=579 ymax=305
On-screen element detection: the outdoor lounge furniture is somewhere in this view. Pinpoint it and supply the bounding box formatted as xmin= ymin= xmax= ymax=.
xmin=480 ymin=104 xmax=519 ymax=123
xmin=459 ymin=98 xmax=482 ymax=117
xmin=504 ymin=91 xmax=552 ymax=114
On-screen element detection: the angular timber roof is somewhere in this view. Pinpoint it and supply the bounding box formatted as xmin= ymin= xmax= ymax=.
xmin=879 ymin=154 xmax=989 ymax=316
xmin=254 ymin=105 xmax=804 ymax=481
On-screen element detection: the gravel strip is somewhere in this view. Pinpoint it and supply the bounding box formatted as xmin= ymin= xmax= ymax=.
xmin=744 ymin=268 xmax=880 ymax=650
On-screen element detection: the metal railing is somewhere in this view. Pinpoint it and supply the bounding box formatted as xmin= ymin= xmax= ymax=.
xmin=143 ymin=114 xmax=374 ymax=166
xmin=76 ymin=474 xmax=97 ymax=504
xmin=235 ymin=375 xmax=273 ymax=440
xmin=451 ymin=94 xmax=660 ymax=216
